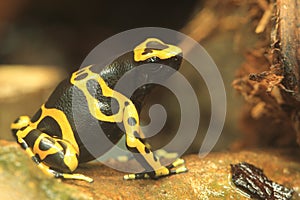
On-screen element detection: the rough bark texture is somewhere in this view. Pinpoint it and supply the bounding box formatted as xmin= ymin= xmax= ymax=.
xmin=232 ymin=0 xmax=300 ymax=148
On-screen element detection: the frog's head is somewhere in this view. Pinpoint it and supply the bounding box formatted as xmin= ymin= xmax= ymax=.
xmin=133 ymin=38 xmax=182 ymax=73
xmin=100 ymin=38 xmax=182 ymax=88
xmin=131 ymin=38 xmax=183 ymax=110
xmin=99 ymin=38 xmax=183 ymax=111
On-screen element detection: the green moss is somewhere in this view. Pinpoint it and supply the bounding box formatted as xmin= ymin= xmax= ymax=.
xmin=0 ymin=141 xmax=90 ymax=200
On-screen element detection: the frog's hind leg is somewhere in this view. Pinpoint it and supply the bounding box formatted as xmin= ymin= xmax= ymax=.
xmin=11 ymin=118 xmax=93 ymax=183
xmin=20 ymin=138 xmax=93 ymax=182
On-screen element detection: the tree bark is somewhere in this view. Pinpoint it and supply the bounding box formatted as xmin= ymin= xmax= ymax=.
xmin=233 ymin=0 xmax=300 ymax=148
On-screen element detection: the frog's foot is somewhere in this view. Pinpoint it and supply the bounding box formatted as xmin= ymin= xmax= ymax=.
xmin=51 ymin=169 xmax=94 ymax=183
xmin=166 ymin=157 xmax=186 ymax=169
xmin=33 ymin=153 xmax=94 ymax=183
xmin=19 ymin=137 xmax=94 ymax=183
xmin=123 ymin=158 xmax=188 ymax=180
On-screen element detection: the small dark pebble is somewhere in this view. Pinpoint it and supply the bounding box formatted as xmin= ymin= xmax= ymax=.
xmin=230 ymin=162 xmax=293 ymax=200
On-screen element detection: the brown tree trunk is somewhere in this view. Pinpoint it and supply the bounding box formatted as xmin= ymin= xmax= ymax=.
xmin=233 ymin=0 xmax=300 ymax=148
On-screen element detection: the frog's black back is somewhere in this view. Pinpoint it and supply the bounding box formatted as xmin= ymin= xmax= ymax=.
xmin=31 ymin=52 xmax=153 ymax=162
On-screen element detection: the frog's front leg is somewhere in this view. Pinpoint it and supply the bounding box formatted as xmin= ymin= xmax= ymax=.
xmin=11 ymin=117 xmax=93 ymax=182
xmin=122 ymin=102 xmax=188 ymax=180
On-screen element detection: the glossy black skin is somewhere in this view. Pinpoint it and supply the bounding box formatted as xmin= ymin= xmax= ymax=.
xmin=32 ymin=51 xmax=182 ymax=163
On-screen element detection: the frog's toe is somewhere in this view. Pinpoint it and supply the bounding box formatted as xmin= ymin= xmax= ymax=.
xmin=124 ymin=172 xmax=149 ymax=180
xmin=170 ymin=165 xmax=188 ymax=175
xmin=172 ymin=158 xmax=185 ymax=167
xmin=166 ymin=157 xmax=185 ymax=170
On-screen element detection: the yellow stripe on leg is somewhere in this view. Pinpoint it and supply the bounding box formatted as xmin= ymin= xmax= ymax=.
xmin=174 ymin=165 xmax=188 ymax=174
xmin=25 ymin=148 xmax=35 ymax=157
xmin=37 ymin=163 xmax=54 ymax=178
xmin=30 ymin=152 xmax=93 ymax=183
xmin=172 ymin=158 xmax=185 ymax=167
xmin=124 ymin=174 xmax=136 ymax=180
xmin=62 ymin=173 xmax=94 ymax=183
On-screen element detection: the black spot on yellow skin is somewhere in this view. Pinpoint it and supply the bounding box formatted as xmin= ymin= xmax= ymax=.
xmin=142 ymin=41 xmax=169 ymax=55
xmin=39 ymin=137 xmax=56 ymax=151
xmin=19 ymin=127 xmax=27 ymax=131
xmin=127 ymin=117 xmax=137 ymax=126
xmin=124 ymin=101 xmax=130 ymax=107
xmin=144 ymin=147 xmax=150 ymax=154
xmin=133 ymin=38 xmax=182 ymax=62
xmin=141 ymin=48 xmax=153 ymax=55
xmin=74 ymin=73 xmax=88 ymax=81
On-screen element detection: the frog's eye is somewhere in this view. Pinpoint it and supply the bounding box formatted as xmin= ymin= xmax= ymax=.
xmin=134 ymin=38 xmax=182 ymax=62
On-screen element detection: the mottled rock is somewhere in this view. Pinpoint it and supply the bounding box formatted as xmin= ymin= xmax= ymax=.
xmin=0 ymin=140 xmax=91 ymax=200
xmin=1 ymin=140 xmax=299 ymax=199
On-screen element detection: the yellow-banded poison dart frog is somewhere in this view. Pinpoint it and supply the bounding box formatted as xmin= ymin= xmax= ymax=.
xmin=10 ymin=38 xmax=187 ymax=182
